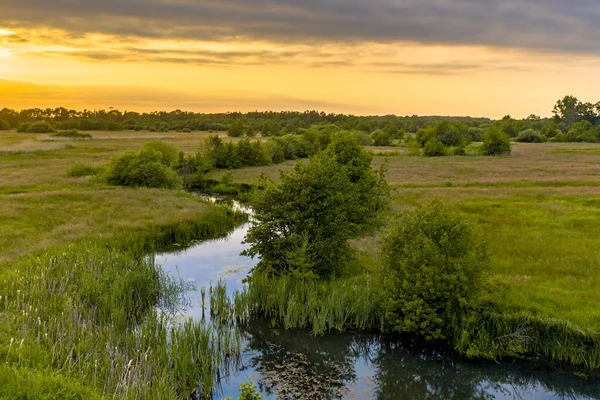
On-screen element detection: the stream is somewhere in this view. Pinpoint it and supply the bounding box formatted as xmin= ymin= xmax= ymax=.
xmin=156 ymin=200 xmax=600 ymax=400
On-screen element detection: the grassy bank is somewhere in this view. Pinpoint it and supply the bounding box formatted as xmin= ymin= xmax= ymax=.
xmin=0 ymin=206 xmax=247 ymax=399
xmin=0 ymin=130 xmax=253 ymax=397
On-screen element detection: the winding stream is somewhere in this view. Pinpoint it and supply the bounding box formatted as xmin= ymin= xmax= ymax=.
xmin=156 ymin=200 xmax=600 ymax=400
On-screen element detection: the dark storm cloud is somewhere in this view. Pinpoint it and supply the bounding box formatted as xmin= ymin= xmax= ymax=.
xmin=2 ymin=0 xmax=599 ymax=53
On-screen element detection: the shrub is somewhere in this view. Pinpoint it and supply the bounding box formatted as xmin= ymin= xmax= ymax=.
xmin=423 ymin=138 xmax=446 ymax=157
xmin=516 ymin=129 xmax=545 ymax=143
xmin=244 ymin=134 xmax=388 ymax=278
xmin=141 ymin=140 xmax=179 ymax=167
xmin=67 ymin=163 xmax=105 ymax=177
xmin=371 ymin=130 xmax=392 ymax=146
xmin=382 ymin=201 xmax=489 ymax=341
xmin=103 ymin=149 xmax=183 ymax=189
xmin=0 ymin=119 xmax=10 ymax=130
xmin=481 ymin=127 xmax=511 ymax=155
xmin=52 ymin=129 xmax=93 ymax=139
xmin=227 ymin=120 xmax=245 ymax=137
xmin=18 ymin=120 xmax=55 ymax=133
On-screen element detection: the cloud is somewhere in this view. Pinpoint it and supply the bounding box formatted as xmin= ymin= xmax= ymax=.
xmin=1 ymin=0 xmax=599 ymax=54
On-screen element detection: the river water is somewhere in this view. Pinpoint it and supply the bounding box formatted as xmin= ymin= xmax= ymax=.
xmin=156 ymin=203 xmax=600 ymax=400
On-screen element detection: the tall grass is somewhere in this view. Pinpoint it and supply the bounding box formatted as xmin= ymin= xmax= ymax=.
xmin=0 ymin=207 xmax=248 ymax=399
xmin=232 ymin=272 xmax=385 ymax=335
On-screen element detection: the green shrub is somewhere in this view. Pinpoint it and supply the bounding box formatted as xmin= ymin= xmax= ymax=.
xmin=52 ymin=129 xmax=93 ymax=139
xmin=0 ymin=119 xmax=10 ymax=130
xmin=516 ymin=129 xmax=545 ymax=143
xmin=103 ymin=149 xmax=183 ymax=189
xmin=227 ymin=120 xmax=245 ymax=137
xmin=481 ymin=126 xmax=511 ymax=155
xmin=67 ymin=163 xmax=105 ymax=177
xmin=423 ymin=138 xmax=446 ymax=157
xmin=17 ymin=123 xmax=30 ymax=132
xmin=141 ymin=140 xmax=179 ymax=167
xmin=382 ymin=201 xmax=489 ymax=341
xmin=20 ymin=120 xmax=55 ymax=133
xmin=371 ymin=130 xmax=392 ymax=146
xmin=223 ymin=382 xmax=263 ymax=400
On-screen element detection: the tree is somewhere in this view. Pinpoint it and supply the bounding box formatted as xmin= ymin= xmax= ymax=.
xmin=553 ymin=95 xmax=581 ymax=125
xmin=227 ymin=119 xmax=245 ymax=137
xmin=381 ymin=201 xmax=489 ymax=341
xmin=244 ymin=134 xmax=388 ymax=279
xmin=141 ymin=140 xmax=179 ymax=167
xmin=371 ymin=130 xmax=392 ymax=146
xmin=481 ymin=126 xmax=511 ymax=156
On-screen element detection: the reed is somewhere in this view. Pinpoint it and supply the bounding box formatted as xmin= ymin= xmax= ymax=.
xmin=0 ymin=210 xmax=247 ymax=399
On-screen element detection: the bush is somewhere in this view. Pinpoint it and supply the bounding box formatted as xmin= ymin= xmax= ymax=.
xmin=516 ymin=129 xmax=545 ymax=143
xmin=0 ymin=119 xmax=10 ymax=130
xmin=382 ymin=201 xmax=489 ymax=341
xmin=481 ymin=127 xmax=511 ymax=155
xmin=423 ymin=138 xmax=446 ymax=157
xmin=141 ymin=140 xmax=179 ymax=167
xmin=18 ymin=120 xmax=55 ymax=133
xmin=227 ymin=120 xmax=245 ymax=137
xmin=244 ymin=134 xmax=388 ymax=278
xmin=371 ymin=130 xmax=392 ymax=146
xmin=52 ymin=129 xmax=93 ymax=139
xmin=67 ymin=163 xmax=105 ymax=177
xmin=103 ymin=149 xmax=183 ymax=189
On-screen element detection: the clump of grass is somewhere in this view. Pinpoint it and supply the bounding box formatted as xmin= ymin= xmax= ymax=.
xmin=66 ymin=163 xmax=105 ymax=177
xmin=52 ymin=129 xmax=93 ymax=139
xmin=233 ymin=272 xmax=385 ymax=335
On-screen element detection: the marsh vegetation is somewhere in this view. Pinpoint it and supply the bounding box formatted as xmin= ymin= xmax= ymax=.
xmin=1 ymin=98 xmax=600 ymax=398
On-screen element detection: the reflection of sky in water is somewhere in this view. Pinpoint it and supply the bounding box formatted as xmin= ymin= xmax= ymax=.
xmin=156 ymin=219 xmax=600 ymax=400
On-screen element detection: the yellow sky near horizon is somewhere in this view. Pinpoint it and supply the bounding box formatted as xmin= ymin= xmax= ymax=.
xmin=2 ymin=26 xmax=600 ymax=118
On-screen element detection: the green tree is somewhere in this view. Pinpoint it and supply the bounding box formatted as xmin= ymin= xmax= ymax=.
xmin=553 ymin=95 xmax=581 ymax=125
xmin=227 ymin=120 xmax=245 ymax=137
xmin=481 ymin=126 xmax=511 ymax=156
xmin=371 ymin=130 xmax=392 ymax=146
xmin=382 ymin=201 xmax=489 ymax=340
xmin=244 ymin=134 xmax=388 ymax=278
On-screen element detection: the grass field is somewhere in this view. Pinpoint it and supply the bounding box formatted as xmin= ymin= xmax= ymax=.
xmin=2 ymin=130 xmax=599 ymax=332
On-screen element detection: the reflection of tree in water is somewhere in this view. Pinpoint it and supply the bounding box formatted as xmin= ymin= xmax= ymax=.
xmin=240 ymin=320 xmax=366 ymax=399
xmin=373 ymin=337 xmax=600 ymax=400
xmin=238 ymin=320 xmax=600 ymax=400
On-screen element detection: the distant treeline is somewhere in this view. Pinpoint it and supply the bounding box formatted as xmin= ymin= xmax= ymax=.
xmin=2 ymin=95 xmax=600 ymax=142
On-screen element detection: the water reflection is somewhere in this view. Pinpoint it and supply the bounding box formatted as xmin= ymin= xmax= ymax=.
xmin=156 ymin=201 xmax=600 ymax=400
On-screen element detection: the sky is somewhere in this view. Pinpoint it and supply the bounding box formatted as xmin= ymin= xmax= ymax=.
xmin=1 ymin=0 xmax=600 ymax=118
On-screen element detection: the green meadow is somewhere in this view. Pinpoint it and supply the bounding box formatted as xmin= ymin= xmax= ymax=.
xmin=1 ymin=129 xmax=600 ymax=398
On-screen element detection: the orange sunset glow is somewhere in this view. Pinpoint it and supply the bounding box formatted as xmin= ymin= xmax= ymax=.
xmin=1 ymin=1 xmax=600 ymax=117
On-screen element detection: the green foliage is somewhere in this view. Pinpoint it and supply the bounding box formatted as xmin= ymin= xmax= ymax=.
xmin=423 ymin=138 xmax=446 ymax=157
xmin=382 ymin=201 xmax=489 ymax=341
xmin=66 ymin=163 xmax=105 ymax=177
xmin=0 ymin=118 xmax=10 ymax=130
xmin=244 ymin=134 xmax=388 ymax=278
xmin=206 ymin=135 xmax=273 ymax=169
xmin=227 ymin=119 xmax=245 ymax=137
xmin=18 ymin=120 xmax=55 ymax=133
xmin=141 ymin=140 xmax=179 ymax=167
xmin=371 ymin=130 xmax=392 ymax=146
xmin=516 ymin=129 xmax=546 ymax=143
xmin=103 ymin=148 xmax=183 ymax=189
xmin=223 ymin=382 xmax=263 ymax=400
xmin=51 ymin=129 xmax=92 ymax=139
xmin=481 ymin=126 xmax=511 ymax=155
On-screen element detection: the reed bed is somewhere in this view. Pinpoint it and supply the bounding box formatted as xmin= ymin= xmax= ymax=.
xmin=0 ymin=208 xmax=247 ymax=399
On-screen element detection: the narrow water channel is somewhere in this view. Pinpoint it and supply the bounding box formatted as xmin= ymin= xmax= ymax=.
xmin=156 ymin=200 xmax=600 ymax=400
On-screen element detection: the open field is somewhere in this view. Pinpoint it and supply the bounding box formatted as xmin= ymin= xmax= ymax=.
xmin=0 ymin=130 xmax=226 ymax=261
xmin=2 ymin=130 xmax=600 ymax=331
